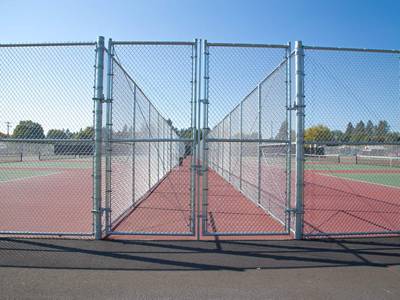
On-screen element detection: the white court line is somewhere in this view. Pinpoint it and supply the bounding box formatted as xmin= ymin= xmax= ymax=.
xmin=317 ymin=172 xmax=400 ymax=190
xmin=0 ymin=171 xmax=62 ymax=184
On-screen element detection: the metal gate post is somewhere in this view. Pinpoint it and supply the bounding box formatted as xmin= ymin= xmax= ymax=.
xmin=190 ymin=39 xmax=198 ymax=234
xmin=257 ymin=84 xmax=262 ymax=204
xmin=229 ymin=112 xmax=232 ymax=182
xmin=201 ymin=40 xmax=209 ymax=234
xmin=239 ymin=101 xmax=243 ymax=191
xmin=93 ymin=36 xmax=105 ymax=240
xmin=220 ymin=119 xmax=225 ymax=177
xmin=285 ymin=42 xmax=292 ymax=232
xmin=294 ymin=41 xmax=305 ymax=240
xmin=105 ymin=38 xmax=113 ymax=234
xmin=148 ymin=102 xmax=151 ymax=189
xmin=157 ymin=113 xmax=160 ymax=181
xmin=132 ymin=84 xmax=137 ymax=204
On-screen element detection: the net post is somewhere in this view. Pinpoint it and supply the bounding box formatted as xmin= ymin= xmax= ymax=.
xmin=257 ymin=83 xmax=262 ymax=204
xmin=93 ymin=36 xmax=105 ymax=240
xmin=105 ymin=38 xmax=113 ymax=235
xmin=294 ymin=40 xmax=305 ymax=240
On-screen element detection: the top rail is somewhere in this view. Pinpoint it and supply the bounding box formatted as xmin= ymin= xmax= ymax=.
xmin=303 ymin=45 xmax=400 ymax=54
xmin=206 ymin=42 xmax=289 ymax=49
xmin=0 ymin=42 xmax=96 ymax=48
xmin=111 ymin=41 xmax=195 ymax=46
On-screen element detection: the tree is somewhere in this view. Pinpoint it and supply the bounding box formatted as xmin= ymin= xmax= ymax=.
xmin=47 ymin=129 xmax=69 ymax=139
xmin=375 ymin=120 xmax=390 ymax=142
xmin=385 ymin=132 xmax=400 ymax=143
xmin=74 ymin=127 xmax=94 ymax=139
xmin=331 ymin=130 xmax=344 ymax=142
xmin=343 ymin=122 xmax=354 ymax=142
xmin=275 ymin=121 xmax=288 ymax=140
xmin=12 ymin=120 xmax=45 ymax=139
xmin=351 ymin=121 xmax=366 ymax=142
xmin=365 ymin=120 xmax=375 ymax=140
xmin=0 ymin=131 xmax=6 ymax=138
xmin=275 ymin=120 xmax=296 ymax=140
xmin=304 ymin=125 xmax=333 ymax=142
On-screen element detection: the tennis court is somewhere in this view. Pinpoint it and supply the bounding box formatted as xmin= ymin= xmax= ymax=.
xmin=0 ymin=155 xmax=93 ymax=236
xmin=303 ymin=154 xmax=400 ymax=237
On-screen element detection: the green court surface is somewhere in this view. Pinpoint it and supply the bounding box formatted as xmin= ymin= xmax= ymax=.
xmin=0 ymin=169 xmax=60 ymax=182
xmin=305 ymin=163 xmax=398 ymax=171
xmin=321 ymin=172 xmax=400 ymax=188
xmin=0 ymin=160 xmax=92 ymax=169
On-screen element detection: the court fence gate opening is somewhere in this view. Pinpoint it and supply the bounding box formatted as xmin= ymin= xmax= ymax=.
xmin=0 ymin=37 xmax=399 ymax=240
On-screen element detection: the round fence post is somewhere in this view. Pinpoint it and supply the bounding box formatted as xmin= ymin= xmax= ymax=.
xmin=285 ymin=42 xmax=292 ymax=233
xmin=201 ymin=40 xmax=210 ymax=235
xmin=105 ymin=38 xmax=113 ymax=235
xmin=93 ymin=36 xmax=105 ymax=240
xmin=257 ymin=83 xmax=262 ymax=205
xmin=294 ymin=41 xmax=305 ymax=240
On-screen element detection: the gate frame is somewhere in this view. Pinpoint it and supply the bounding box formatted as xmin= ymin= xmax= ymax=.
xmin=0 ymin=40 xmax=99 ymax=239
xmin=104 ymin=40 xmax=199 ymax=237
xmin=300 ymin=43 xmax=400 ymax=239
xmin=201 ymin=41 xmax=295 ymax=237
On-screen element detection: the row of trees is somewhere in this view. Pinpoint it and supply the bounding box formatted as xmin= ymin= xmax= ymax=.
xmin=4 ymin=120 xmax=94 ymax=140
xmin=4 ymin=119 xmax=398 ymax=144
xmin=304 ymin=120 xmax=399 ymax=143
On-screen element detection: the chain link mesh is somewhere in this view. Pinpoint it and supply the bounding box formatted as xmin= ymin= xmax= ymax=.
xmin=0 ymin=43 xmax=96 ymax=237
xmin=107 ymin=42 xmax=194 ymax=235
xmin=2 ymin=38 xmax=399 ymax=240
xmin=303 ymin=47 xmax=400 ymax=237
xmin=205 ymin=43 xmax=291 ymax=235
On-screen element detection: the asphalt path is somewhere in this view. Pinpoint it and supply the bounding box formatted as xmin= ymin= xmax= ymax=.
xmin=0 ymin=237 xmax=400 ymax=299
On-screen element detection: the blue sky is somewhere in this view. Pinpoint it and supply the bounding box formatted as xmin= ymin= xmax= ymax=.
xmin=1 ymin=0 xmax=399 ymax=48
xmin=0 ymin=0 xmax=399 ymax=134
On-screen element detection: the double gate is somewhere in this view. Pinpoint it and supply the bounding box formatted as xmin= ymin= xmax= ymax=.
xmin=104 ymin=40 xmax=294 ymax=238
xmin=1 ymin=37 xmax=399 ymax=239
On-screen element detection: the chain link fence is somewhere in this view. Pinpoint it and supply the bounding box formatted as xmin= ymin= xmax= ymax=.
xmin=0 ymin=42 xmax=97 ymax=237
xmin=1 ymin=37 xmax=399 ymax=240
xmin=105 ymin=41 xmax=196 ymax=236
xmin=203 ymin=42 xmax=293 ymax=235
xmin=302 ymin=46 xmax=400 ymax=237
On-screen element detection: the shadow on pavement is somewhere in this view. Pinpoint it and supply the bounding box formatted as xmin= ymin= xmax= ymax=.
xmin=0 ymin=237 xmax=399 ymax=272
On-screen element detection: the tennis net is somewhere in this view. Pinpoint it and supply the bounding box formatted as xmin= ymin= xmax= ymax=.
xmin=0 ymin=153 xmax=23 ymax=163
xmin=304 ymin=154 xmax=340 ymax=163
xmin=38 ymin=153 xmax=77 ymax=161
xmin=356 ymin=155 xmax=400 ymax=168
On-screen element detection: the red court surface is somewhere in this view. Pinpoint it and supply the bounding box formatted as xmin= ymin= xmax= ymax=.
xmin=109 ymin=158 xmax=289 ymax=240
xmin=303 ymin=169 xmax=400 ymax=236
xmin=0 ymin=164 xmax=93 ymax=235
xmin=2 ymin=158 xmax=400 ymax=240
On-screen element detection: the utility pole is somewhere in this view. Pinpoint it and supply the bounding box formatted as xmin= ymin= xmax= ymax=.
xmin=5 ymin=122 xmax=11 ymax=137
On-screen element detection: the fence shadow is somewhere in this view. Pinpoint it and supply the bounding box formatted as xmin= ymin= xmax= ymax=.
xmin=0 ymin=237 xmax=399 ymax=272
